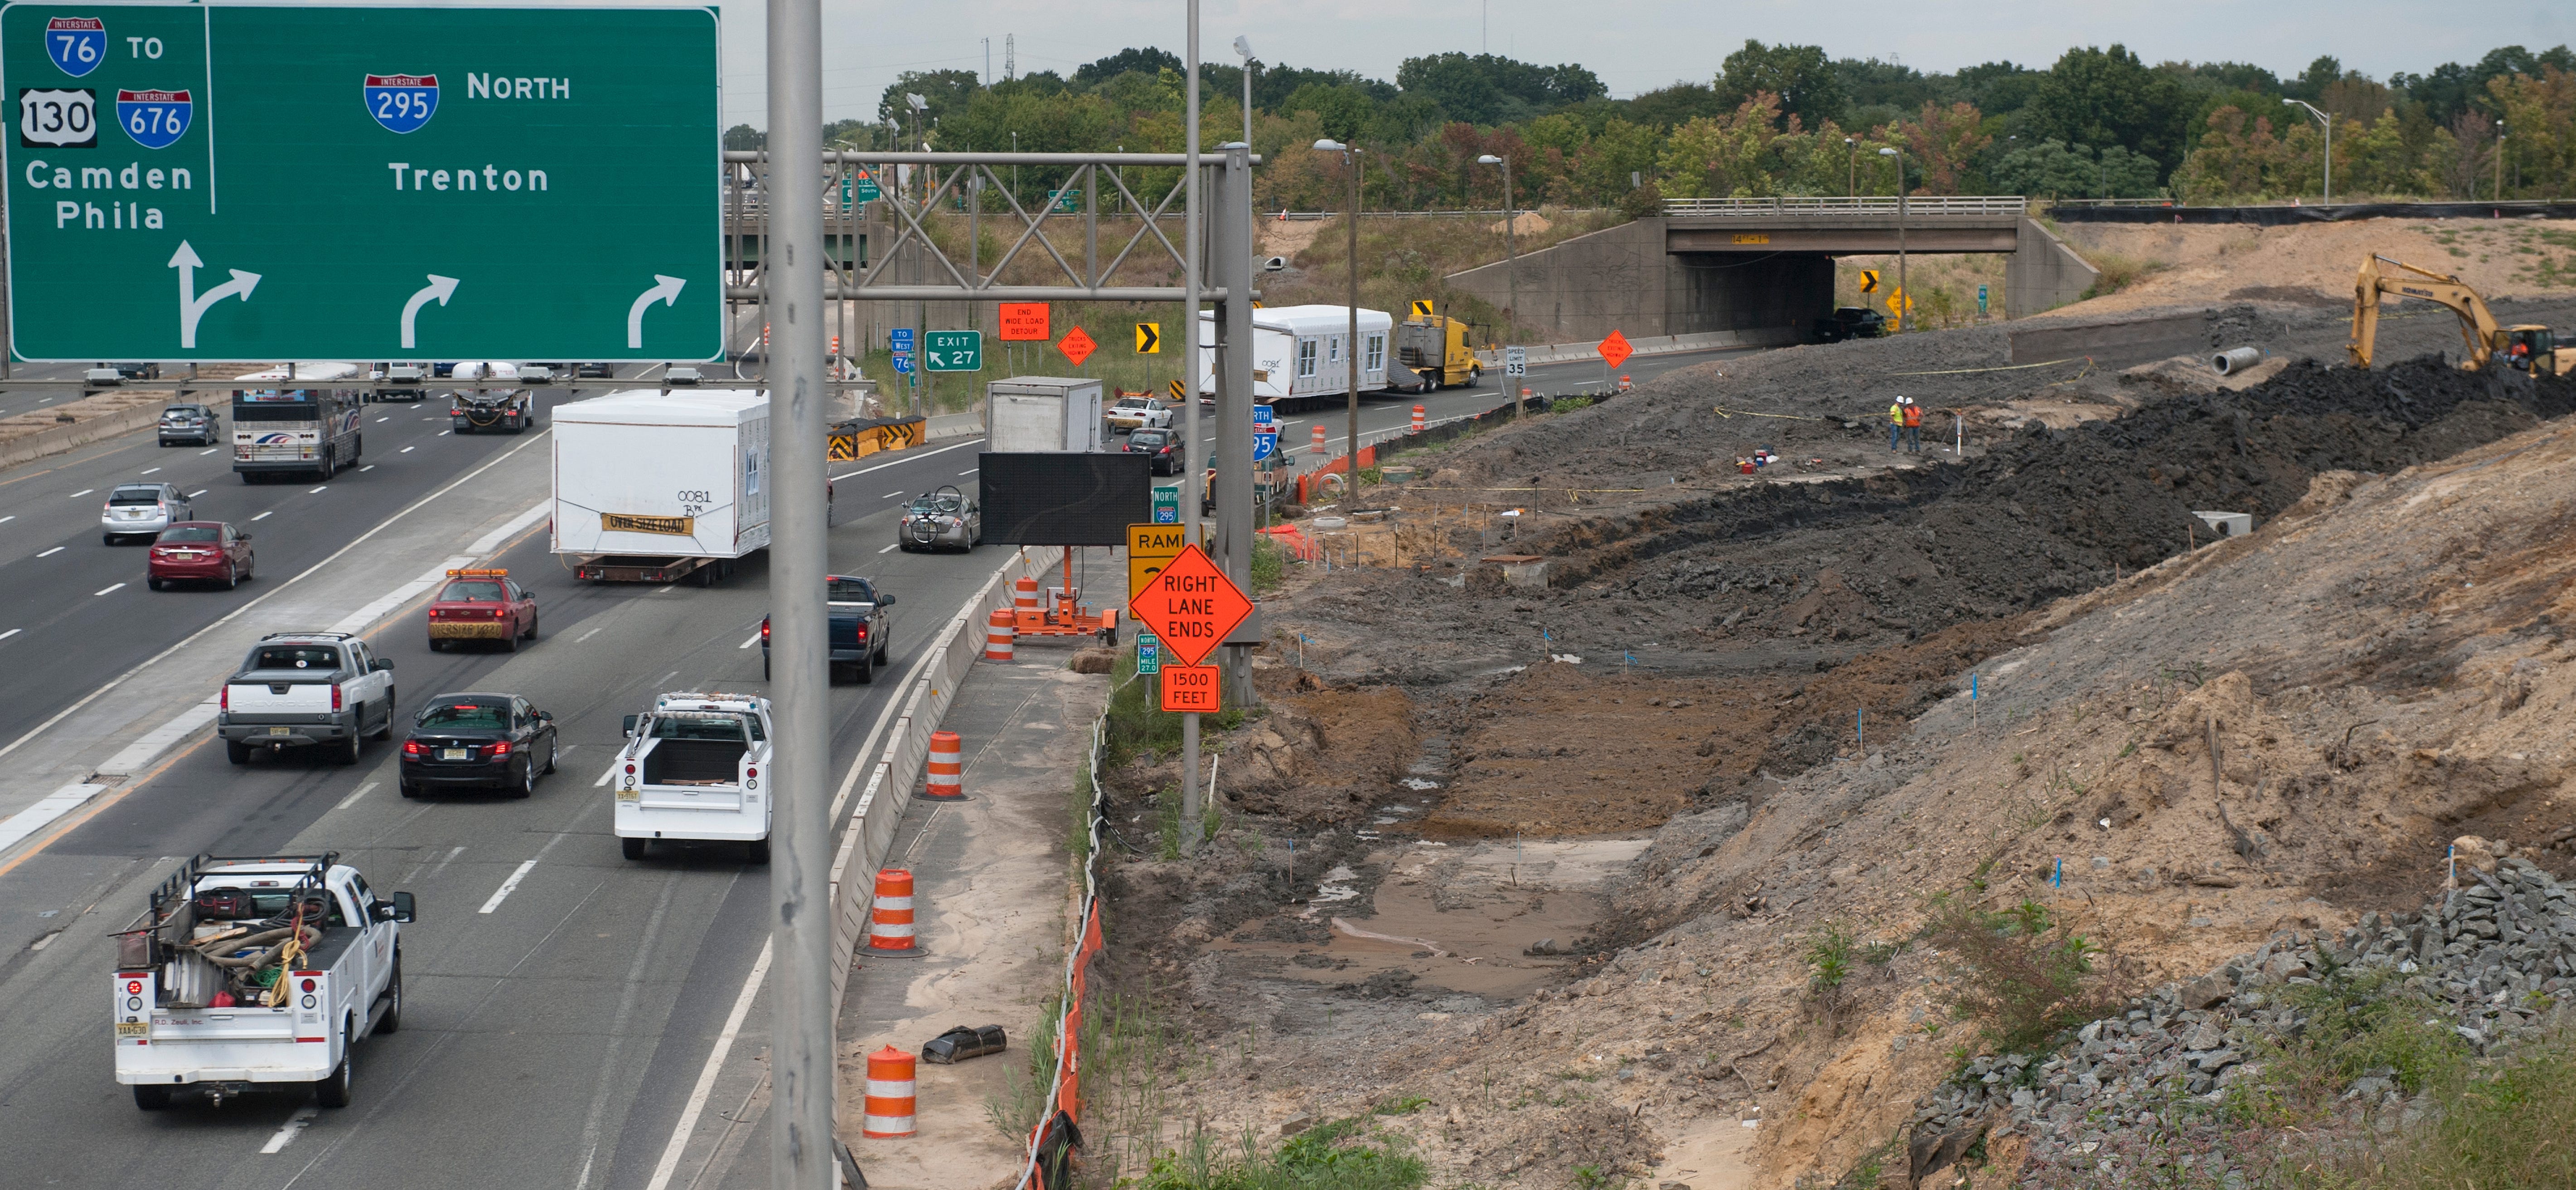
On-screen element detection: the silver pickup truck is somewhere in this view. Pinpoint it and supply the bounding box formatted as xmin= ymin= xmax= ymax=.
xmin=218 ymin=632 xmax=399 ymax=765
xmin=112 ymin=853 xmax=415 ymax=1109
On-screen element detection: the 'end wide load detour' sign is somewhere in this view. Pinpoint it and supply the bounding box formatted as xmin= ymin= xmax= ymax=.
xmin=0 ymin=5 xmax=721 ymax=361
xmin=1126 ymin=543 xmax=1250 ymax=669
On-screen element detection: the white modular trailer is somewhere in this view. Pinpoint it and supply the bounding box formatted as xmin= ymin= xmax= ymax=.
xmin=986 ymin=376 xmax=1105 ymax=452
xmin=551 ymin=390 xmax=774 ymax=563
xmin=1195 ymin=305 xmax=1395 ymax=410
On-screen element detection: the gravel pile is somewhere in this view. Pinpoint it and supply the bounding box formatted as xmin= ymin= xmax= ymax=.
xmin=1902 ymin=855 xmax=2576 ymax=1188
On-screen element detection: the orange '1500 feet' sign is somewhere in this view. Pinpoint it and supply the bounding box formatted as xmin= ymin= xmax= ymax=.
xmin=1125 ymin=544 xmax=1251 ymax=668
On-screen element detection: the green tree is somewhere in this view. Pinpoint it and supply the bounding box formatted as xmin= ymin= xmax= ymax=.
xmin=1990 ymin=137 xmax=2159 ymax=198
xmin=2023 ymin=45 xmax=2191 ymax=180
xmin=1715 ymin=40 xmax=1847 ymax=131
xmin=1072 ymin=48 xmax=1181 ymax=88
xmin=1395 ymin=53 xmax=1605 ymax=126
xmin=722 ymin=123 xmax=765 ymax=151
xmin=877 ymin=68 xmax=980 ymax=127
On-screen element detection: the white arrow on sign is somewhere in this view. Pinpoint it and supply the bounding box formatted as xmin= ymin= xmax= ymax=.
xmin=398 ymin=274 xmax=460 ymax=350
xmin=168 ymin=241 xmax=260 ymax=350
xmin=626 ymin=274 xmax=686 ymax=349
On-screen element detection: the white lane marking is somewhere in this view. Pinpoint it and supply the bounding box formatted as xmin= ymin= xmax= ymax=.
xmin=0 ymin=515 xmax=16 ymax=524
xmin=94 ymin=583 xmax=126 ymax=597
xmin=139 ymin=467 xmax=161 ymax=475
xmin=424 ymin=845 xmax=466 ymax=879
xmin=574 ymin=625 xmax=605 ymax=643
xmin=437 ymin=430 xmax=451 ymax=436
xmin=828 ymin=435 xmax=981 ymax=481
xmin=251 ymin=511 xmax=273 ymax=521
xmin=877 ymin=542 xmax=899 ymax=553
xmin=333 ymin=781 xmax=378 ymax=811
xmin=197 ymin=448 xmax=218 ymax=455
xmin=68 ymin=488 xmax=92 ymax=498
xmin=881 ymin=490 xmax=904 ymax=499
xmin=958 ymin=467 xmax=978 ymax=475
xmin=35 ymin=546 xmax=63 ymax=558
xmin=479 ymin=859 xmax=540 ymax=914
xmin=0 ymin=630 xmax=19 ymax=642
xmin=359 ymin=465 xmax=376 ymax=472
xmin=736 ymin=631 xmax=760 ymax=650
xmin=641 ymin=937 xmax=773 ymax=1190
xmin=375 ymin=417 xmax=391 ymax=423
xmin=571 ymin=869 xmax=683 ymax=1189
xmin=593 ymin=761 xmax=618 ymax=787
xmin=308 ymin=485 xmax=329 ymax=494
xmin=400 ymin=447 xmax=416 ymax=453
xmin=259 ymin=1105 xmax=319 ymax=1153
xmin=186 ymin=491 xmax=206 ymax=498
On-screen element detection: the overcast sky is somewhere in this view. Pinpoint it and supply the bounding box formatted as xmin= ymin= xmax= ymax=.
xmin=705 ymin=0 xmax=2571 ymax=127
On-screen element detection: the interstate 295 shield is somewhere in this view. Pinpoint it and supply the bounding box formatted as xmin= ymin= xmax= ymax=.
xmin=361 ymin=73 xmax=436 ymax=133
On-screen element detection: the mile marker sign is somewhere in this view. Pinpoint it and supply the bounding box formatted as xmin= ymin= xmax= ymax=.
xmin=1126 ymin=543 xmax=1251 ymax=669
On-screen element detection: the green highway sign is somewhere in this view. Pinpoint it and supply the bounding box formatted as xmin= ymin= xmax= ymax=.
xmin=2 ymin=4 xmax=721 ymax=362
xmin=1046 ymin=188 xmax=1078 ymax=214
xmin=845 ymin=169 xmax=881 ymax=204
xmin=925 ymin=329 xmax=980 ymax=372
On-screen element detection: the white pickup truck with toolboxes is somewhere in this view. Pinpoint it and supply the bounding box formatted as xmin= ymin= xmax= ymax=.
xmin=613 ymin=692 xmax=775 ymax=863
xmin=217 ymin=632 xmax=400 ymax=766
xmin=112 ymin=853 xmax=415 ymax=1109
xmin=552 ymin=389 xmax=772 ymax=585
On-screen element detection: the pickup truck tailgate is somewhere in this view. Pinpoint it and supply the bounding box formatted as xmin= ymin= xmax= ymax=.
xmin=227 ymin=676 xmax=335 ymax=714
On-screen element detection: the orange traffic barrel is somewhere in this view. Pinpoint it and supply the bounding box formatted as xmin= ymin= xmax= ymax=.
xmin=1410 ymin=404 xmax=1426 ymax=434
xmin=983 ymin=607 xmax=1015 ymax=662
xmin=1618 ymin=373 xmax=1633 ymax=392
xmin=863 ymin=1046 xmax=916 ymax=1138
xmin=1309 ymin=424 xmax=1327 ymax=453
xmin=1013 ymin=575 xmax=1040 ymax=612
xmin=868 ymin=869 xmax=922 ymax=955
xmin=924 ymin=731 xmax=965 ymax=801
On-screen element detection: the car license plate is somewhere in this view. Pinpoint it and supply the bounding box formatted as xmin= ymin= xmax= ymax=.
xmin=267 ymin=726 xmax=291 ymax=737
xmin=440 ymin=748 xmax=469 ymax=761
xmin=115 ymin=1021 xmax=148 ymax=1038
xmin=615 ymin=786 xmax=640 ymax=801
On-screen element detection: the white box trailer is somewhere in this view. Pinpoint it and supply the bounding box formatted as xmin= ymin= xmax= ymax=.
xmin=552 ymin=389 xmax=772 ymax=585
xmin=986 ymin=376 xmax=1104 ymax=452
xmin=1196 ymin=305 xmax=1395 ymax=411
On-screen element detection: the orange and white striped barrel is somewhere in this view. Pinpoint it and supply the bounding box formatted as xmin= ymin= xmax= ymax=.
xmin=868 ymin=868 xmax=921 ymax=953
xmin=1310 ymin=424 xmax=1327 ymax=454
xmin=983 ymin=607 xmax=1014 ymax=662
xmin=1013 ymin=575 xmax=1040 ymax=612
xmin=1617 ymin=374 xmax=1632 ymax=392
xmin=924 ymin=731 xmax=964 ymax=801
xmin=1410 ymin=404 xmax=1425 ymax=434
xmin=863 ymin=1046 xmax=916 ymax=1138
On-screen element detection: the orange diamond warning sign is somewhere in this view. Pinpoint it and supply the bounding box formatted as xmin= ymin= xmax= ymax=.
xmin=1598 ymin=329 xmax=1633 ymax=369
xmin=1058 ymin=325 xmax=1097 ymax=367
xmin=1126 ymin=543 xmax=1251 ymax=668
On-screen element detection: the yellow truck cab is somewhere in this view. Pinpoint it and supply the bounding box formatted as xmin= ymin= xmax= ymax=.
xmin=1395 ymin=314 xmax=1483 ymax=390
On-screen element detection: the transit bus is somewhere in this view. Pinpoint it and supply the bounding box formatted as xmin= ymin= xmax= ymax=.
xmin=232 ymin=364 xmax=365 ymax=482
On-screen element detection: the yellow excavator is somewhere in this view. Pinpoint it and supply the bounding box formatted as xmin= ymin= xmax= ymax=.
xmin=2350 ymin=255 xmax=2573 ymax=375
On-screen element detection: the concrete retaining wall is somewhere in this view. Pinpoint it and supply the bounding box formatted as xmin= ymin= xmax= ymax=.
xmin=2009 ymin=311 xmax=2211 ymax=369
xmin=0 ymin=403 xmax=161 ymax=470
xmin=2005 ymin=218 xmax=2101 ymax=319
xmin=1473 ymin=326 xmax=1803 ymax=370
xmin=1445 ymin=218 xmax=1832 ymax=345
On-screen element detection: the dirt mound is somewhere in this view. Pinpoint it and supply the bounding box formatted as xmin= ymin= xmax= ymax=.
xmin=2049 ymin=216 xmax=2576 ymax=319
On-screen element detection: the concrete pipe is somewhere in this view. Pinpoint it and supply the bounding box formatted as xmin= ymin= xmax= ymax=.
xmin=2213 ymin=347 xmax=2265 ymax=375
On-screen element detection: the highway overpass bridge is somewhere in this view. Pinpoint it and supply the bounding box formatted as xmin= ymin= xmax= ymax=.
xmin=1445 ymin=197 xmax=2100 ymax=346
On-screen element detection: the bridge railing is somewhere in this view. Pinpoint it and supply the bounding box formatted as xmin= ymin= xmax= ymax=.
xmin=1661 ymin=195 xmax=2029 ymax=217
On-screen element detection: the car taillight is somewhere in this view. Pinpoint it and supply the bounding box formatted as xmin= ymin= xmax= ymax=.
xmin=300 ymin=978 xmax=316 ymax=993
xmin=450 ymin=406 xmax=464 ymax=416
xmin=855 ymin=624 xmax=867 ymax=638
xmin=402 ymin=740 xmax=422 ymax=755
xmin=760 ymin=617 xmax=770 ymax=641
xmin=484 ymin=741 xmax=512 ymax=758
xmin=332 ymin=685 xmax=343 ymax=712
xmin=746 ymin=766 xmax=757 ymax=778
xmin=219 ymin=686 xmax=228 ymax=711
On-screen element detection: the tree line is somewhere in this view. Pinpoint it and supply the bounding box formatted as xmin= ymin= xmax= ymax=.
xmin=720 ymin=41 xmax=2576 ymax=211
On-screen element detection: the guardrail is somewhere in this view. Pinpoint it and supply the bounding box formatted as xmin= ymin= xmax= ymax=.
xmin=1661 ymin=195 xmax=2028 ymax=217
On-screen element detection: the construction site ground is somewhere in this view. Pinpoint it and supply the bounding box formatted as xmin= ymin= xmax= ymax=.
xmin=1071 ymin=272 xmax=2576 ymax=1189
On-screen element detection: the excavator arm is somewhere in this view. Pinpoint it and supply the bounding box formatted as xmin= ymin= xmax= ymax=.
xmin=2349 ymin=255 xmax=2504 ymax=369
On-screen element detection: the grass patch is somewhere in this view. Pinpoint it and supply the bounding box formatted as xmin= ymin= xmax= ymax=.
xmin=1250 ymin=534 xmax=1285 ymax=595
xmin=2280 ymin=1024 xmax=2576 ymax=1190
xmin=2079 ymin=249 xmax=2168 ymax=298
xmin=1926 ymin=895 xmax=2130 ymax=1055
xmin=1139 ymin=1116 xmax=1428 ymax=1190
xmin=1551 ymin=396 xmax=1594 ymax=414
xmin=1103 ymin=648 xmax=1245 ymax=769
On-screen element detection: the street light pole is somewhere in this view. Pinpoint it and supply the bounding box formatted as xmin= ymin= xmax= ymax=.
xmin=1178 ymin=0 xmax=1205 ymax=854
xmin=1477 ymin=154 xmax=1513 ymax=324
xmin=1845 ymin=136 xmax=1855 ymax=198
xmin=1313 ymin=138 xmax=1362 ymax=477
xmin=2284 ymin=98 xmax=2333 ymax=204
xmin=2496 ymin=120 xmax=2507 ymax=201
xmin=1879 ymin=146 xmax=1906 ymax=332
xmin=1234 ymin=37 xmax=1255 ymax=151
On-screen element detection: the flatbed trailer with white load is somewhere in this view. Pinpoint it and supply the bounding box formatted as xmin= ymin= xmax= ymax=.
xmin=1195 ymin=305 xmax=1397 ymax=412
xmin=111 ymin=853 xmax=415 ymax=1110
xmin=552 ymin=389 xmax=772 ymax=585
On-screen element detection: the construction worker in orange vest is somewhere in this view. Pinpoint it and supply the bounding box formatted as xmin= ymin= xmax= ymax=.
xmin=1901 ymin=396 xmax=1924 ymax=452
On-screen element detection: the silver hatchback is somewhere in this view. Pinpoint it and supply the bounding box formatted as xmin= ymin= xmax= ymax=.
xmin=896 ymin=488 xmax=981 ymax=552
xmin=103 ymin=482 xmax=191 ymax=544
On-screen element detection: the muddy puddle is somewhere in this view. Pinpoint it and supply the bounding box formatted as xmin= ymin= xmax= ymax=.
xmin=1214 ymin=837 xmax=1650 ymax=999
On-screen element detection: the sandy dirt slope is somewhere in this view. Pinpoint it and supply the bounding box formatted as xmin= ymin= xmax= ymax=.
xmin=2048 ymin=216 xmax=2576 ymax=319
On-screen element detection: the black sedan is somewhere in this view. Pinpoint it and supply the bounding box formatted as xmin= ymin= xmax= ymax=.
xmin=1126 ymin=427 xmax=1181 ymax=475
xmin=398 ymin=693 xmax=560 ymax=798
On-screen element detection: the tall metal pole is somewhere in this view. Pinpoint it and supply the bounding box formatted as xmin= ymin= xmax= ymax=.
xmin=765 ymin=0 xmax=833 ymax=1181
xmin=1346 ymin=148 xmax=1360 ymax=469
xmin=1177 ymin=0 xmax=1205 ymax=855
xmin=1216 ymin=145 xmax=1256 ymax=708
xmin=1501 ymin=159 xmax=1515 ymax=323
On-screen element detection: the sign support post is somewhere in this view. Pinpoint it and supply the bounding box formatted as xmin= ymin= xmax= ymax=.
xmin=1177 ymin=0 xmax=1205 ymax=855
xmin=763 ymin=0 xmax=835 ymax=1183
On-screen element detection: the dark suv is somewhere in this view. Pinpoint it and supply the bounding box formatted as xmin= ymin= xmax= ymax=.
xmin=158 ymin=403 xmax=222 ymax=447
xmin=1812 ymin=307 xmax=1888 ymax=343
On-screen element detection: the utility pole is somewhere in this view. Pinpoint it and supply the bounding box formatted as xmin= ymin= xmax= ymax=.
xmin=764 ymin=0 xmax=833 ymax=1183
xmin=1217 ymin=143 xmax=1256 ymax=708
xmin=1845 ymin=136 xmax=1855 ymax=198
xmin=2497 ymin=120 xmax=2507 ymax=201
xmin=1477 ymin=154 xmax=1514 ymax=323
xmin=1177 ymin=0 xmax=1206 ymax=855
xmin=1314 ymin=139 xmax=1361 ymax=484
xmin=2284 ymin=98 xmax=2333 ymax=204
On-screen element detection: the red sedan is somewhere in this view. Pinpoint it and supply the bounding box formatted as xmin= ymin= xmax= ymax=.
xmin=426 ymin=568 xmax=539 ymax=652
xmin=145 ymin=522 xmax=254 ymax=590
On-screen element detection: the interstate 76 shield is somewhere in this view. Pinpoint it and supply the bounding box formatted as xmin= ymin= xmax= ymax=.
xmin=40 ymin=14 xmax=100 ymax=76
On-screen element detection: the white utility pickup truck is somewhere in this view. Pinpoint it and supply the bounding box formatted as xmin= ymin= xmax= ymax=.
xmin=112 ymin=853 xmax=415 ymax=1109
xmin=613 ymin=692 xmax=775 ymax=864
xmin=1104 ymin=393 xmax=1174 ymax=433
xmin=218 ymin=632 xmax=399 ymax=765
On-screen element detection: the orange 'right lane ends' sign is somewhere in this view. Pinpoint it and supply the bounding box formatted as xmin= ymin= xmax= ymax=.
xmin=1126 ymin=543 xmax=1252 ymax=668
xmin=1160 ymin=664 xmax=1221 ymax=712
xmin=1598 ymin=328 xmax=1633 ymax=369
xmin=998 ymin=303 xmax=1050 ymax=341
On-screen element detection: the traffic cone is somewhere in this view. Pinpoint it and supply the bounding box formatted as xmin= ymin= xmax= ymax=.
xmin=924 ymin=731 xmax=966 ymax=801
xmin=983 ymin=607 xmax=1015 ymax=662
xmin=1410 ymin=404 xmax=1426 ymax=434
xmin=867 ymin=869 xmax=923 ymax=956
xmin=863 ymin=1046 xmax=917 ymax=1138
xmin=1310 ymin=424 xmax=1327 ymax=454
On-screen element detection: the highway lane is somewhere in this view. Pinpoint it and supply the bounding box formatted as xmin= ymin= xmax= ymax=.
xmin=0 ymin=434 xmax=1008 ymax=1189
